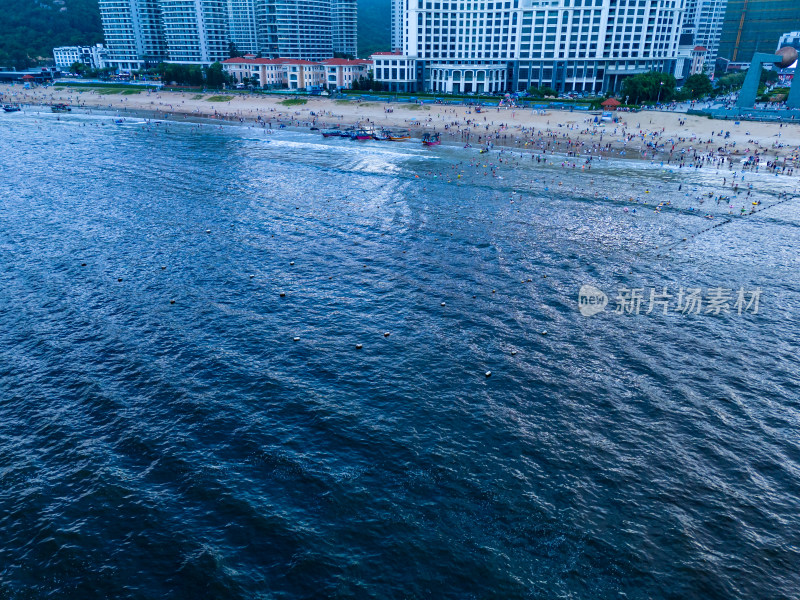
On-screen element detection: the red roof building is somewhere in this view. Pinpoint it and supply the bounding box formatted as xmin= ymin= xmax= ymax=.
xmin=222 ymin=56 xmax=371 ymax=90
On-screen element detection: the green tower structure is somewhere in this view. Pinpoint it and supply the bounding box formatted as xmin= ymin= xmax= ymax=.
xmin=718 ymin=0 xmax=800 ymax=66
xmin=736 ymin=47 xmax=800 ymax=109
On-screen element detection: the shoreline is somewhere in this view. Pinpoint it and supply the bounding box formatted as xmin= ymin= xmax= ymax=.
xmin=3 ymin=83 xmax=800 ymax=167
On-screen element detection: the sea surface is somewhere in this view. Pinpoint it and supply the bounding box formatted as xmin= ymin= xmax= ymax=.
xmin=1 ymin=108 xmax=799 ymax=599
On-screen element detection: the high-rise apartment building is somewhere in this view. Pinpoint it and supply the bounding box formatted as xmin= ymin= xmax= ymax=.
xmin=681 ymin=0 xmax=726 ymax=72
xmin=99 ymin=0 xmax=167 ymax=70
xmin=375 ymin=0 xmax=685 ymax=95
xmin=100 ymin=0 xmax=355 ymax=68
xmin=273 ymin=0 xmax=334 ymax=60
xmin=227 ymin=0 xmax=262 ymax=54
xmin=160 ymin=0 xmax=230 ymax=63
xmin=390 ymin=0 xmax=404 ymax=51
xmin=332 ymin=0 xmax=358 ymax=56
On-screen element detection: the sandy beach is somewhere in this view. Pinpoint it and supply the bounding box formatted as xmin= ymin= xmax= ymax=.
xmin=3 ymin=83 xmax=800 ymax=166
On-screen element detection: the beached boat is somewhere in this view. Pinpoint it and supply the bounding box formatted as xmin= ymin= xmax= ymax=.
xmin=321 ymin=128 xmax=344 ymax=137
xmin=388 ymin=129 xmax=411 ymax=141
xmin=422 ymin=132 xmax=441 ymax=146
xmin=3 ymin=104 xmax=21 ymax=113
xmin=51 ymin=103 xmax=71 ymax=113
xmin=350 ymin=127 xmax=374 ymax=140
xmin=372 ymin=129 xmax=392 ymax=141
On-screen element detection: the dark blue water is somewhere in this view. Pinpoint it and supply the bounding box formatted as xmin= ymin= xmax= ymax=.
xmin=1 ymin=109 xmax=799 ymax=599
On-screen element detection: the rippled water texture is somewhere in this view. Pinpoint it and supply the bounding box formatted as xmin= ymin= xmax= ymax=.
xmin=1 ymin=109 xmax=799 ymax=599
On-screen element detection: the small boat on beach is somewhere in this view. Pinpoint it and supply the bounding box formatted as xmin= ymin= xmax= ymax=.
xmin=51 ymin=103 xmax=71 ymax=113
xmin=388 ymin=129 xmax=411 ymax=141
xmin=350 ymin=127 xmax=375 ymax=140
xmin=372 ymin=129 xmax=392 ymax=141
xmin=321 ymin=128 xmax=345 ymax=137
xmin=3 ymin=104 xmax=21 ymax=113
xmin=422 ymin=132 xmax=441 ymax=146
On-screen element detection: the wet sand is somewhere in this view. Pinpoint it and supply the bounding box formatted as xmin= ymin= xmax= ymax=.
xmin=3 ymin=83 xmax=800 ymax=165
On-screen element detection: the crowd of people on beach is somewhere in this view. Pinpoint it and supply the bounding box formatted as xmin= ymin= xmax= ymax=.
xmin=3 ymin=84 xmax=798 ymax=226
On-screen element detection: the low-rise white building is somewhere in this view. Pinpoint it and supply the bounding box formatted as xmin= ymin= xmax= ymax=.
xmin=321 ymin=58 xmax=371 ymax=89
xmin=223 ymin=56 xmax=370 ymax=90
xmin=53 ymin=45 xmax=110 ymax=70
xmin=370 ymin=52 xmax=416 ymax=92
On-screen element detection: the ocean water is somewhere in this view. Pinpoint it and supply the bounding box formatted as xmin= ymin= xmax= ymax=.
xmin=1 ymin=109 xmax=799 ymax=599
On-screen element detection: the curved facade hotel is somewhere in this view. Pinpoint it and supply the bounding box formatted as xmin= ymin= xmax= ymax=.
xmin=378 ymin=0 xmax=685 ymax=94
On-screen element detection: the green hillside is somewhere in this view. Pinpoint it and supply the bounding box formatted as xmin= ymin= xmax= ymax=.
xmin=0 ymin=0 xmax=390 ymax=68
xmin=0 ymin=0 xmax=103 ymax=69
xmin=357 ymin=0 xmax=392 ymax=58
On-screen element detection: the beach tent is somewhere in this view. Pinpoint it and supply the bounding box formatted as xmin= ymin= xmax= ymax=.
xmin=601 ymin=98 xmax=621 ymax=110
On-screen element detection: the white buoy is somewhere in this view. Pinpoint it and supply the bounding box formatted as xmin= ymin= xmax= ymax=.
xmin=356 ymin=343 xmax=363 ymax=349
xmin=441 ymin=302 xmax=446 ymax=306
xmin=293 ymin=336 xmax=300 ymax=342
xmin=290 ymin=261 xmax=295 ymax=265
xmin=485 ymin=371 xmax=492 ymax=377
xmin=205 ymin=229 xmax=211 ymax=233
xmin=541 ymin=330 xmax=547 ymax=336
xmin=280 ymin=292 xmax=285 ymax=297
xmin=511 ymin=350 xmax=517 ymax=356
xmin=384 ymin=332 xmax=390 ymax=337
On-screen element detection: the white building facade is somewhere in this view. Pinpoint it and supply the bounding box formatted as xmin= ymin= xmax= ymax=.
xmin=99 ymin=0 xmax=167 ymax=70
xmin=53 ymin=45 xmax=111 ymax=70
xmin=272 ymin=0 xmax=334 ymax=60
xmin=227 ymin=0 xmax=262 ymax=54
xmin=222 ymin=55 xmax=370 ymax=89
xmin=681 ymin=0 xmax=726 ymax=73
xmin=391 ymin=0 xmax=404 ymax=51
xmin=376 ymin=0 xmax=686 ymax=95
xmin=99 ymin=0 xmax=356 ymax=68
xmin=332 ymin=0 xmax=358 ymax=56
xmin=159 ymin=0 xmax=230 ymax=63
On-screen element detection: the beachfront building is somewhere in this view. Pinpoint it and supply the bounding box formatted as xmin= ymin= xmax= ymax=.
xmin=390 ymin=0 xmax=404 ymax=52
xmin=99 ymin=0 xmax=356 ymax=68
xmin=99 ymin=0 xmax=167 ymax=70
xmin=374 ymin=0 xmax=686 ymax=95
xmin=371 ymin=52 xmax=420 ymax=92
xmin=227 ymin=0 xmax=262 ymax=55
xmin=222 ymin=55 xmax=369 ymax=89
xmin=332 ymin=0 xmax=358 ymax=56
xmin=223 ymin=56 xmax=286 ymax=86
xmin=681 ymin=0 xmax=726 ymax=73
xmin=270 ymin=0 xmax=334 ymax=61
xmin=53 ymin=45 xmax=111 ymax=70
xmin=322 ymin=57 xmax=372 ymax=87
xmin=159 ymin=0 xmax=230 ymax=63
